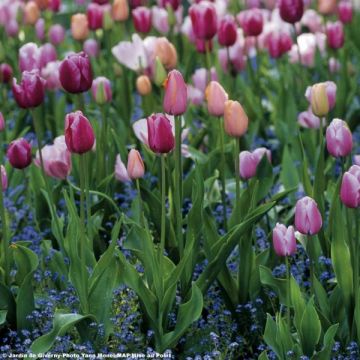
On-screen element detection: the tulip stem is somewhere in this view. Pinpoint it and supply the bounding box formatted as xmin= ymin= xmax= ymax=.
xmin=219 ymin=117 xmax=227 ymax=231
xmin=0 ymin=169 xmax=9 ymax=285
xmin=205 ymin=41 xmax=212 ymax=84
xmin=160 ymin=154 xmax=166 ymax=265
xmin=136 ymin=179 xmax=144 ymax=225
xmin=79 ymin=154 xmax=87 ymax=266
xmin=234 ymin=138 xmax=241 ymax=208
xmin=174 ymin=116 xmax=183 ymax=258
xmin=285 ymin=256 xmax=291 ymax=331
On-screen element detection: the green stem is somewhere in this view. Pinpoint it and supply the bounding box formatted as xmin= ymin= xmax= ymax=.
xmin=285 ymin=256 xmax=291 ymax=330
xmin=0 ymin=168 xmax=9 ymax=285
xmin=234 ymin=137 xmax=241 ymax=208
xmin=205 ymin=41 xmax=212 ymax=84
xmin=79 ymin=154 xmax=87 ymax=267
xmin=160 ymin=155 xmax=166 ymax=265
xmin=308 ymin=235 xmax=315 ymax=294
xmin=84 ymin=153 xmax=91 ymax=238
xmin=219 ymin=117 xmax=227 ymax=231
xmin=136 ymin=179 xmax=144 ymax=225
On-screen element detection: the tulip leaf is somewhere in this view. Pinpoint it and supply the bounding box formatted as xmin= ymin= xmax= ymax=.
xmin=0 ymin=310 xmax=6 ymax=325
xmin=312 ymin=324 xmax=339 ymax=360
xmin=259 ymin=265 xmax=288 ymax=306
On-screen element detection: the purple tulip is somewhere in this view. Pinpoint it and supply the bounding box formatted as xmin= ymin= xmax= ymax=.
xmin=237 ymin=9 xmax=263 ymax=37
xmin=272 ymin=223 xmax=296 ymax=257
xmin=12 ymin=70 xmax=46 ymax=109
xmin=279 ymin=0 xmax=304 ymax=24
xmin=7 ymin=138 xmax=32 ymax=169
xmin=147 ymin=113 xmax=175 ymax=154
xmin=338 ymin=1 xmax=353 ymax=23
xmin=326 ymin=21 xmax=344 ymax=50
xmin=0 ymin=63 xmax=13 ymax=84
xmin=132 ymin=6 xmax=152 ymax=33
xmin=59 ymin=52 xmax=93 ymax=94
xmin=163 ymin=70 xmax=187 ymax=116
xmin=83 ymin=39 xmax=100 ymax=58
xmin=189 ymin=2 xmax=217 ymax=40
xmin=49 ymin=24 xmax=66 ymax=45
xmin=326 ymin=118 xmax=352 ymax=158
xmin=218 ymin=15 xmax=237 ymax=47
xmin=340 ymin=165 xmax=360 ymax=208
xmin=87 ymin=3 xmax=104 ymax=30
xmin=295 ymin=196 xmax=322 ymax=235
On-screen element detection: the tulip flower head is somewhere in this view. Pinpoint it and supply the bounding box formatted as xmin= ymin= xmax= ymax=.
xmin=338 ymin=1 xmax=353 ymax=23
xmin=273 ymin=223 xmax=296 ymax=257
xmin=340 ymin=165 xmax=360 ymax=208
xmin=71 ymin=13 xmax=89 ymax=41
xmin=279 ymin=0 xmax=304 ymax=24
xmin=132 ymin=6 xmax=152 ymax=33
xmin=218 ymin=15 xmax=237 ymax=47
xmin=189 ymin=2 xmax=217 ymax=40
xmin=163 ymin=70 xmax=187 ymax=116
xmin=91 ymin=76 xmax=112 ymax=105
xmin=326 ymin=21 xmax=345 ymax=50
xmin=205 ymin=81 xmax=228 ymax=117
xmin=0 ymin=63 xmax=13 ymax=84
xmin=127 ymin=149 xmax=145 ymax=180
xmin=306 ymin=81 xmax=337 ymax=118
xmin=237 ymin=9 xmax=263 ymax=37
xmin=295 ymin=196 xmax=322 ymax=235
xmin=239 ymin=147 xmax=271 ymax=180
xmin=147 ymin=113 xmax=175 ymax=154
xmin=7 ymin=138 xmax=32 ymax=169
xmin=224 ymin=100 xmax=248 ymax=137
xmin=326 ymin=118 xmax=352 ymax=158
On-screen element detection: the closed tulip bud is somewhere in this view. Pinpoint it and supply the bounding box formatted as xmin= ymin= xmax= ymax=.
xmin=71 ymin=13 xmax=89 ymax=41
xmin=115 ymin=154 xmax=131 ymax=182
xmin=49 ymin=0 xmax=61 ymax=12
xmin=298 ymin=108 xmax=322 ymax=129
xmin=308 ymin=82 xmax=333 ymax=117
xmin=7 ymin=138 xmax=32 ymax=169
xmin=49 ymin=24 xmax=66 ymax=45
xmin=0 ymin=112 xmax=5 ymax=132
xmin=273 ymin=223 xmax=296 ymax=257
xmin=83 ymin=39 xmax=100 ymax=57
xmin=189 ymin=2 xmax=217 ymax=40
xmin=147 ymin=113 xmax=175 ymax=153
xmin=132 ymin=6 xmax=152 ymax=33
xmin=0 ymin=63 xmax=13 ymax=84
xmin=267 ymin=31 xmax=293 ymax=59
xmin=35 ymin=18 xmax=45 ymax=41
xmin=205 ymin=81 xmax=228 ymax=117
xmin=0 ymin=165 xmax=7 ymax=191
xmin=12 ymin=70 xmax=46 ymax=109
xmin=59 ymin=52 xmax=93 ymax=94
xmin=318 ymin=0 xmax=337 ymax=15
xmin=295 ymin=196 xmax=322 ymax=235
xmin=239 ymin=147 xmax=271 ymax=179
xmin=237 ymin=9 xmax=263 ymax=37
xmin=113 ymin=0 xmax=129 ymax=21
xmin=224 ymin=100 xmax=248 ymax=137
xmin=136 ymin=75 xmax=152 ymax=95
xmin=65 ymin=111 xmax=95 ymax=154
xmin=91 ymin=76 xmax=112 ymax=104
xmin=127 ymin=149 xmax=145 ymax=179
xmin=326 ymin=118 xmax=352 ymax=158
xmin=154 ymin=38 xmax=177 ymax=70
xmin=338 ymin=1 xmax=353 ymax=24
xmin=154 ymin=57 xmax=167 ymax=86
xmin=87 ymin=3 xmax=104 ymax=30
xmin=163 ymin=70 xmax=187 ymax=116
xmin=326 ymin=21 xmax=344 ymax=50
xmin=218 ymin=15 xmax=237 ymax=47
xmin=24 ymin=1 xmax=40 ymax=25
xmin=279 ymin=0 xmax=303 ymax=24
xmin=340 ymin=165 xmax=360 ymax=208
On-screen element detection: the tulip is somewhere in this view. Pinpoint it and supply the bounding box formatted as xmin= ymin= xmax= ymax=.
xmin=12 ymin=70 xmax=46 ymax=109
xmin=87 ymin=3 xmax=104 ymax=30
xmin=35 ymin=0 xmax=49 ymax=10
xmin=41 ymin=61 xmax=61 ymax=91
xmin=237 ymin=9 xmax=263 ymax=37
xmin=7 ymin=138 xmax=32 ymax=169
xmin=205 ymin=81 xmax=228 ymax=117
xmin=35 ymin=18 xmax=45 ymax=41
xmin=163 ymin=70 xmax=187 ymax=116
xmin=318 ymin=0 xmax=337 ymax=15
xmin=65 ymin=111 xmax=95 ymax=154
xmin=19 ymin=43 xmax=39 ymax=72
xmin=49 ymin=24 xmax=66 ymax=45
xmin=5 ymin=20 xmax=18 ymax=38
xmin=152 ymin=6 xmax=169 ymax=34
xmin=325 ymin=118 xmax=352 ymax=158
xmin=24 ymin=1 xmax=40 ymax=25
xmin=297 ymin=108 xmax=322 ymax=129
xmin=71 ymin=13 xmax=89 ymax=41
xmin=59 ymin=52 xmax=93 ymax=94
xmin=0 ymin=63 xmax=13 ymax=84
xmin=147 ymin=113 xmax=175 ymax=153
xmin=159 ymin=0 xmax=180 ymax=11
xmin=49 ymin=0 xmax=61 ymax=12
xmin=338 ymin=1 xmax=353 ymax=24
xmin=83 ymin=39 xmax=100 ymax=58
xmin=224 ymin=100 xmax=248 ymax=137
xmin=326 ymin=21 xmax=345 ymax=50
xmin=38 ymin=43 xmax=57 ymax=69
xmin=294 ymin=196 xmax=322 ymax=235
xmin=279 ymin=0 xmax=303 ymax=24
xmin=0 ymin=165 xmax=7 ymax=190
xmin=115 ymin=154 xmax=131 ymax=182
xmin=132 ymin=6 xmax=152 ymax=33
xmin=91 ymin=76 xmax=112 ymax=104
xmin=112 ymin=0 xmax=129 ymax=21
xmin=192 ymin=67 xmax=218 ymax=93
xmin=239 ymin=147 xmax=271 ymax=179
xmin=340 ymin=165 xmax=360 ymax=208
xmin=272 ymin=223 xmax=296 ymax=257
xmin=136 ymin=75 xmax=152 ymax=95
xmin=306 ymin=82 xmax=337 ymax=118
xmin=127 ymin=149 xmax=145 ymax=179
xmin=189 ymin=2 xmax=217 ymax=40
xmin=154 ymin=37 xmax=177 ymax=70
xmin=0 ymin=112 xmax=5 ymax=131
xmin=267 ymin=31 xmax=292 ymax=59
xmin=218 ymin=15 xmax=237 ymax=47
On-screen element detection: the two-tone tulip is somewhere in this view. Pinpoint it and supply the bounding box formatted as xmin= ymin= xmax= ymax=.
xmin=273 ymin=223 xmax=297 ymax=257
xmin=294 ymin=196 xmax=322 ymax=235
xmin=340 ymin=165 xmax=360 ymax=208
xmin=305 ymin=81 xmax=337 ymax=118
xmin=218 ymin=15 xmax=237 ymax=47
xmin=189 ymin=2 xmax=217 ymax=40
xmin=325 ymin=118 xmax=352 ymax=158
xmin=132 ymin=6 xmax=152 ymax=33
xmin=91 ymin=76 xmax=112 ymax=105
xmin=163 ymin=70 xmax=187 ymax=116
xmin=147 ymin=113 xmax=175 ymax=154
xmin=7 ymin=138 xmax=32 ymax=169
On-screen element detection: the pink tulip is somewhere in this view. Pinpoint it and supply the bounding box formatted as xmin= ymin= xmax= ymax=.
xmin=35 ymin=136 xmax=72 ymax=179
xmin=267 ymin=30 xmax=292 ymax=58
xmin=87 ymin=3 xmax=104 ymax=30
xmin=7 ymin=138 xmax=32 ymax=169
xmin=298 ymin=108 xmax=323 ymax=129
xmin=239 ymin=147 xmax=271 ymax=180
xmin=147 ymin=113 xmax=175 ymax=154
xmin=49 ymin=24 xmax=66 ymax=45
xmin=338 ymin=1 xmax=353 ymax=23
xmin=83 ymin=39 xmax=100 ymax=58
xmin=163 ymin=70 xmax=187 ymax=116
xmin=295 ymin=196 xmax=322 ymax=235
xmin=127 ymin=149 xmax=145 ymax=179
xmin=132 ymin=6 xmax=152 ymax=33
xmin=326 ymin=118 xmax=352 ymax=158
xmin=192 ymin=67 xmax=217 ymax=92
xmin=115 ymin=154 xmax=131 ymax=182
xmin=152 ymin=6 xmax=169 ymax=34
xmin=329 ymin=57 xmax=341 ymax=74
xmin=340 ymin=165 xmax=360 ymax=208
xmin=41 ymin=61 xmax=61 ymax=91
xmin=35 ymin=18 xmax=45 ymax=41
xmin=273 ymin=223 xmax=296 ymax=257
xmin=189 ymin=2 xmax=217 ymax=40
xmin=205 ymin=81 xmax=228 ymax=117
xmin=326 ymin=21 xmax=344 ymax=50
xmin=237 ymin=9 xmax=263 ymax=37
xmin=38 ymin=43 xmax=57 ymax=69
xmin=301 ymin=9 xmax=323 ymax=33
xmin=0 ymin=165 xmax=7 ymax=190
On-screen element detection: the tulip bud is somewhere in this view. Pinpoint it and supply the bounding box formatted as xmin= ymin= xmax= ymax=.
xmin=325 ymin=118 xmax=352 ymax=158
xmin=189 ymin=2 xmax=217 ymax=40
xmin=205 ymin=81 xmax=228 ymax=117
xmin=87 ymin=3 xmax=104 ymax=30
xmin=136 ymin=75 xmax=152 ymax=96
xmin=267 ymin=31 xmax=293 ymax=59
xmin=0 ymin=165 xmax=7 ymax=191
xmin=49 ymin=24 xmax=66 ymax=45
xmin=239 ymin=147 xmax=271 ymax=179
xmin=295 ymin=196 xmax=322 ymax=235
xmin=83 ymin=39 xmax=100 ymax=57
xmin=112 ymin=0 xmax=129 ymax=21
xmin=326 ymin=21 xmax=345 ymax=50
xmin=35 ymin=18 xmax=45 ymax=41
xmin=0 ymin=63 xmax=13 ymax=84
xmin=237 ymin=9 xmax=263 ymax=37
xmin=338 ymin=1 xmax=353 ymax=24
xmin=218 ymin=15 xmax=237 ymax=47
xmin=154 ymin=57 xmax=167 ymax=86
xmin=340 ymin=165 xmax=360 ymax=208
xmin=147 ymin=113 xmax=175 ymax=153
xmin=154 ymin=38 xmax=177 ymax=70
xmin=71 ymin=13 xmax=89 ymax=41
xmin=65 ymin=111 xmax=95 ymax=154
xmin=115 ymin=154 xmax=131 ymax=182
xmin=12 ymin=70 xmax=46 ymax=109
xmin=24 ymin=1 xmax=40 ymax=25
xmin=279 ymin=0 xmax=303 ymax=24
xmin=318 ymin=0 xmax=337 ymax=15
xmin=163 ymin=70 xmax=187 ymax=116
xmin=306 ymin=82 xmax=337 ymax=118
xmin=132 ymin=6 xmax=152 ymax=33
xmin=224 ymin=100 xmax=248 ymax=137
xmin=59 ymin=52 xmax=93 ymax=94
xmin=38 ymin=43 xmax=57 ymax=69
xmin=7 ymin=138 xmax=32 ymax=169
xmin=0 ymin=112 xmax=5 ymax=132
xmin=49 ymin=0 xmax=61 ymax=12
xmin=91 ymin=76 xmax=112 ymax=104
xmin=298 ymin=108 xmax=322 ymax=129
xmin=127 ymin=149 xmax=145 ymax=179
xmin=273 ymin=223 xmax=296 ymax=257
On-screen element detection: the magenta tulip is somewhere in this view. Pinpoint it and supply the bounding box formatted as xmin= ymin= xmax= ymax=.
xmin=65 ymin=111 xmax=95 ymax=154
xmin=295 ymin=197 xmax=322 ymax=235
xmin=189 ymin=2 xmax=217 ymax=40
xmin=273 ymin=223 xmax=296 ymax=257
xmin=7 ymin=138 xmax=32 ymax=169
xmin=49 ymin=0 xmax=61 ymax=12
xmin=59 ymin=52 xmax=93 ymax=94
xmin=218 ymin=15 xmax=237 ymax=47
xmin=163 ymin=70 xmax=187 ymax=116
xmin=267 ymin=31 xmax=292 ymax=59
xmin=0 ymin=63 xmax=13 ymax=84
xmin=132 ymin=6 xmax=152 ymax=33
xmin=49 ymin=24 xmax=66 ymax=45
xmin=237 ymin=9 xmax=263 ymax=37
xmin=147 ymin=113 xmax=175 ymax=154
xmin=340 ymin=165 xmax=360 ymax=208
xmin=326 ymin=21 xmax=344 ymax=50
xmin=326 ymin=118 xmax=352 ymax=158
xmin=87 ymin=3 xmax=104 ymax=30
xmin=338 ymin=1 xmax=353 ymax=23
xmin=12 ymin=70 xmax=46 ymax=109
xmin=279 ymin=0 xmax=304 ymax=24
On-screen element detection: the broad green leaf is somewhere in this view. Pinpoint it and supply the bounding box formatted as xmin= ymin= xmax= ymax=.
xmin=260 ymin=265 xmax=288 ymax=306
xmin=313 ymin=324 xmax=339 ymax=360
xmin=264 ymin=314 xmax=283 ymax=360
